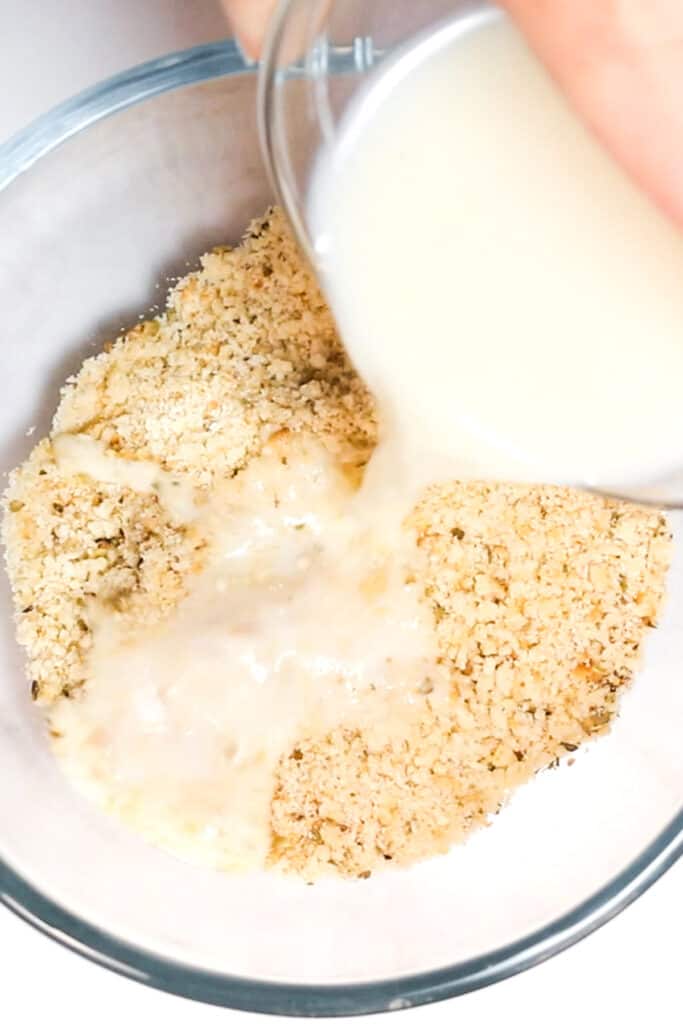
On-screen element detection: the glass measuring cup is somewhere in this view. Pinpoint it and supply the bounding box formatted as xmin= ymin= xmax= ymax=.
xmin=259 ymin=0 xmax=683 ymax=507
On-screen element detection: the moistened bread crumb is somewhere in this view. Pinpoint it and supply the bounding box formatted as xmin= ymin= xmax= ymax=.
xmin=2 ymin=208 xmax=671 ymax=879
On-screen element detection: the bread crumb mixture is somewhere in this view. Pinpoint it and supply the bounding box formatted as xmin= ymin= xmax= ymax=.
xmin=2 ymin=209 xmax=671 ymax=879
xmin=49 ymin=432 xmax=450 ymax=871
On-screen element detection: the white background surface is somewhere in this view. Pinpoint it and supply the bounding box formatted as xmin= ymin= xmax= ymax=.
xmin=0 ymin=3 xmax=680 ymax=1022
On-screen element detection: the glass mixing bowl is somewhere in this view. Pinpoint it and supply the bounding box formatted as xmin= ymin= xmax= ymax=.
xmin=0 ymin=29 xmax=681 ymax=1020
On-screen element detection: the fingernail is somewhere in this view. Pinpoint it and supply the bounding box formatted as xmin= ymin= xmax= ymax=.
xmin=234 ymin=34 xmax=258 ymax=67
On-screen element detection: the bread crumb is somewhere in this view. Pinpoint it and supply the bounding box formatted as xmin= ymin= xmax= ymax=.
xmin=2 ymin=208 xmax=671 ymax=878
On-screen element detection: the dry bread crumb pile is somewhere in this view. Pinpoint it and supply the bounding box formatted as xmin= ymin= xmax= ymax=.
xmin=2 ymin=208 xmax=671 ymax=879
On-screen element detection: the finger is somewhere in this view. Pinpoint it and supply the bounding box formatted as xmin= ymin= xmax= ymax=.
xmin=500 ymin=0 xmax=683 ymax=229
xmin=222 ymin=0 xmax=278 ymax=60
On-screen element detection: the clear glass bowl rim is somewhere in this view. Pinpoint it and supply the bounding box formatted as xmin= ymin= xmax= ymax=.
xmin=0 ymin=37 xmax=681 ymax=1019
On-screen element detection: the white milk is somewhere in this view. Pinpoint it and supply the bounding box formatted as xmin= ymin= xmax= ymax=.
xmin=51 ymin=434 xmax=449 ymax=870
xmin=310 ymin=13 xmax=683 ymax=498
